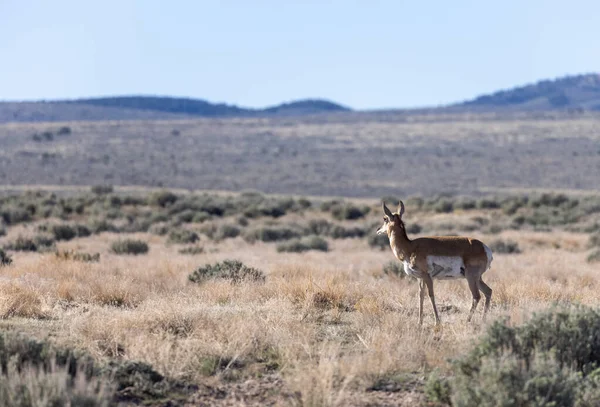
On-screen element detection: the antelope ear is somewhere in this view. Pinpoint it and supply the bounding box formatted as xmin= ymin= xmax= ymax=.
xmin=382 ymin=202 xmax=393 ymax=218
xmin=398 ymin=201 xmax=405 ymax=218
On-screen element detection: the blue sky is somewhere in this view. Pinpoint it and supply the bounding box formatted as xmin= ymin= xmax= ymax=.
xmin=1 ymin=0 xmax=599 ymax=109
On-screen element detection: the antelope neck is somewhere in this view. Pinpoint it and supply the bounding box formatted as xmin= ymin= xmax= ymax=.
xmin=389 ymin=224 xmax=412 ymax=260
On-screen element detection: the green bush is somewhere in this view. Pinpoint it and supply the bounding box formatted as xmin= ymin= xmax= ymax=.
xmin=149 ymin=223 xmax=170 ymax=236
xmin=488 ymin=239 xmax=521 ymax=254
xmin=51 ymin=224 xmax=77 ymax=241
xmin=149 ymin=190 xmax=178 ymax=207
xmin=57 ymin=126 xmax=72 ymax=135
xmin=383 ymin=261 xmax=405 ymax=277
xmin=424 ymin=371 xmax=452 ymax=406
xmin=214 ymin=224 xmax=241 ymax=240
xmin=477 ymin=198 xmax=501 ymax=210
xmin=329 ymin=225 xmax=366 ymax=239
xmin=589 ymin=233 xmax=600 ymax=249
xmin=4 ymin=235 xmax=54 ymax=252
xmin=452 ymin=354 xmax=578 ymax=407
xmin=307 ymin=219 xmax=333 ymax=235
xmin=89 ymin=218 xmax=119 ymax=234
xmin=167 ymin=229 xmax=199 ymax=244
xmin=175 ymin=209 xmax=196 ymax=224
xmin=587 ymin=250 xmax=600 ymax=263
xmin=368 ymin=233 xmax=389 ymax=250
xmin=243 ymin=226 xmax=302 ymax=243
xmin=450 ymin=307 xmax=600 ymax=406
xmin=276 ymin=236 xmax=329 ymax=253
xmin=433 ymin=199 xmax=454 ymax=213
xmin=110 ymin=239 xmax=149 ymax=255
xmin=331 ymin=203 xmax=370 ymax=221
xmin=90 ymin=184 xmax=113 ymax=195
xmin=1 ymin=207 xmax=32 ymax=225
xmin=178 ymin=246 xmax=204 ymax=255
xmin=188 ymin=260 xmax=265 ymax=284
xmin=0 ymin=248 xmax=12 ymax=266
xmin=192 ymin=211 xmax=211 ymax=223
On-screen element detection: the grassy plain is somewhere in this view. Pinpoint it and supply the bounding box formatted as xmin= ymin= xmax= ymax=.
xmin=1 ymin=111 xmax=600 ymax=197
xmin=1 ymin=188 xmax=600 ymax=405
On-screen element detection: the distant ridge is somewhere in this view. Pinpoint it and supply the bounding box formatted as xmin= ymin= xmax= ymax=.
xmin=0 ymin=96 xmax=350 ymax=123
xmin=2 ymin=73 xmax=600 ymax=123
xmin=455 ymin=73 xmax=600 ymax=111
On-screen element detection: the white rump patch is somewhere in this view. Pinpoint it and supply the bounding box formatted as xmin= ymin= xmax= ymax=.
xmin=403 ymin=260 xmax=423 ymax=278
xmin=483 ymin=244 xmax=493 ymax=271
xmin=426 ymin=256 xmax=466 ymax=280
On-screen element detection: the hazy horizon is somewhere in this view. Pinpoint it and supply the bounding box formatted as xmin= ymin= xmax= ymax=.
xmin=2 ymin=0 xmax=599 ymax=109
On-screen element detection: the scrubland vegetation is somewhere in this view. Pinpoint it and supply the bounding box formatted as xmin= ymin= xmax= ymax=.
xmin=1 ymin=187 xmax=600 ymax=405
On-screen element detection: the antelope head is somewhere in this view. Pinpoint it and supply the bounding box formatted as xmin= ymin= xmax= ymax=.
xmin=376 ymin=201 xmax=405 ymax=235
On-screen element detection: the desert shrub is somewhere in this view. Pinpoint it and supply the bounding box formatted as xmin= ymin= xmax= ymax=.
xmin=383 ymin=261 xmax=405 ymax=277
xmin=433 ymin=199 xmax=454 ymax=213
xmin=120 ymin=217 xmax=153 ymax=234
xmin=149 ymin=190 xmax=178 ymax=207
xmin=303 ymin=235 xmax=329 ymax=252
xmin=51 ymin=224 xmax=77 ymax=241
xmin=4 ymin=235 xmax=54 ymax=252
xmin=307 ymin=219 xmax=333 ymax=235
xmin=188 ymin=260 xmax=265 ymax=284
xmin=0 ymin=248 xmax=12 ymax=266
xmin=149 ymin=223 xmax=170 ymax=236
xmin=530 ymin=193 xmax=572 ymax=209
xmin=450 ymin=307 xmax=600 ymax=406
xmin=320 ymin=199 xmax=342 ymax=212
xmin=214 ymin=224 xmax=241 ymax=240
xmin=454 ymin=197 xmax=477 ymax=210
xmin=236 ymin=215 xmax=249 ymax=227
xmin=192 ymin=211 xmax=211 ymax=223
xmin=55 ymin=250 xmax=100 ymax=263
xmin=476 ymin=198 xmax=501 ymax=210
xmin=0 ymin=226 xmax=6 ymax=237
xmin=482 ymin=224 xmax=504 ymax=234
xmin=452 ymin=354 xmax=578 ymax=407
xmin=368 ymin=233 xmax=389 ymax=250
xmin=488 ymin=239 xmax=521 ymax=254
xmin=329 ymin=225 xmax=366 ymax=239
xmin=243 ymin=226 xmax=302 ymax=243
xmin=167 ymin=229 xmax=199 ymax=244
xmin=589 ymin=233 xmax=600 ymax=249
xmin=330 ymin=203 xmax=370 ymax=221
xmin=297 ymin=198 xmax=312 ymax=209
xmin=110 ymin=239 xmax=149 ymax=255
xmin=57 ymin=126 xmax=72 ymax=135
xmin=501 ymin=196 xmax=528 ymax=215
xmin=89 ymin=218 xmax=119 ymax=233
xmin=178 ymin=246 xmax=204 ymax=255
xmin=175 ymin=209 xmax=196 ymax=224
xmin=276 ymin=236 xmax=329 ymax=253
xmin=1 ymin=207 xmax=32 ymax=225
xmin=424 ymin=371 xmax=452 ymax=406
xmin=91 ymin=184 xmax=113 ymax=195
xmin=0 ymin=331 xmax=186 ymax=406
xmin=588 ymin=250 xmax=600 ymax=263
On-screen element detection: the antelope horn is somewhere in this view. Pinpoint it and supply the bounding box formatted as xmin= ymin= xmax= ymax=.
xmin=382 ymin=202 xmax=393 ymax=218
xmin=398 ymin=201 xmax=405 ymax=218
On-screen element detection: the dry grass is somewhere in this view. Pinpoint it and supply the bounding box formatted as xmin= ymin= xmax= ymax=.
xmin=0 ymin=222 xmax=597 ymax=405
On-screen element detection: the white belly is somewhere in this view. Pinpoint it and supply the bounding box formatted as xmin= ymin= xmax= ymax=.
xmin=426 ymin=256 xmax=465 ymax=280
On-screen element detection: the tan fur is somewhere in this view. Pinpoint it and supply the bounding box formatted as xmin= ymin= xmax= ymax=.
xmin=378 ymin=202 xmax=493 ymax=325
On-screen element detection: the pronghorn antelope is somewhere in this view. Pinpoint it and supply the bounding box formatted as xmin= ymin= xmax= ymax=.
xmin=377 ymin=201 xmax=493 ymax=325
